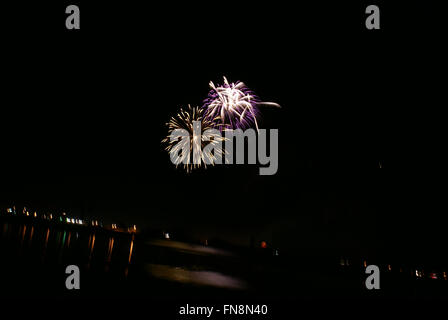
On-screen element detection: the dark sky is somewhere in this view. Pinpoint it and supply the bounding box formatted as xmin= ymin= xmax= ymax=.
xmin=1 ymin=1 xmax=446 ymax=256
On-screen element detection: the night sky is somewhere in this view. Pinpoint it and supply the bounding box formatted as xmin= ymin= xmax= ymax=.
xmin=1 ymin=1 xmax=446 ymax=259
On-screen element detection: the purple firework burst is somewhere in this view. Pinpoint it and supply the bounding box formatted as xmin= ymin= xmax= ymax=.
xmin=202 ymin=77 xmax=261 ymax=131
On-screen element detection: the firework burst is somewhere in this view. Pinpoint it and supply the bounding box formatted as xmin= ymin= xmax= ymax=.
xmin=202 ymin=76 xmax=280 ymax=131
xmin=162 ymin=105 xmax=225 ymax=172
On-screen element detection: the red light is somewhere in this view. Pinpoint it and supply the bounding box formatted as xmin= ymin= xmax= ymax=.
xmin=261 ymin=241 xmax=267 ymax=249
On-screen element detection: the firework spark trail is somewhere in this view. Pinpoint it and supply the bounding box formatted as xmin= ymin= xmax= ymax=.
xmin=162 ymin=105 xmax=225 ymax=172
xmin=202 ymin=77 xmax=280 ymax=131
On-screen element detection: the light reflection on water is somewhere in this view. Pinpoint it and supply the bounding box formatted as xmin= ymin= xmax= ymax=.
xmin=145 ymin=263 xmax=248 ymax=290
xmin=1 ymin=221 xmax=249 ymax=291
xmin=146 ymin=239 xmax=234 ymax=257
xmin=0 ymin=222 xmax=134 ymax=274
xmin=143 ymin=240 xmax=249 ymax=290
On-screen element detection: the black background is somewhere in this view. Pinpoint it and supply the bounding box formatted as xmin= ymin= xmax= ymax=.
xmin=1 ymin=0 xmax=447 ymax=316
